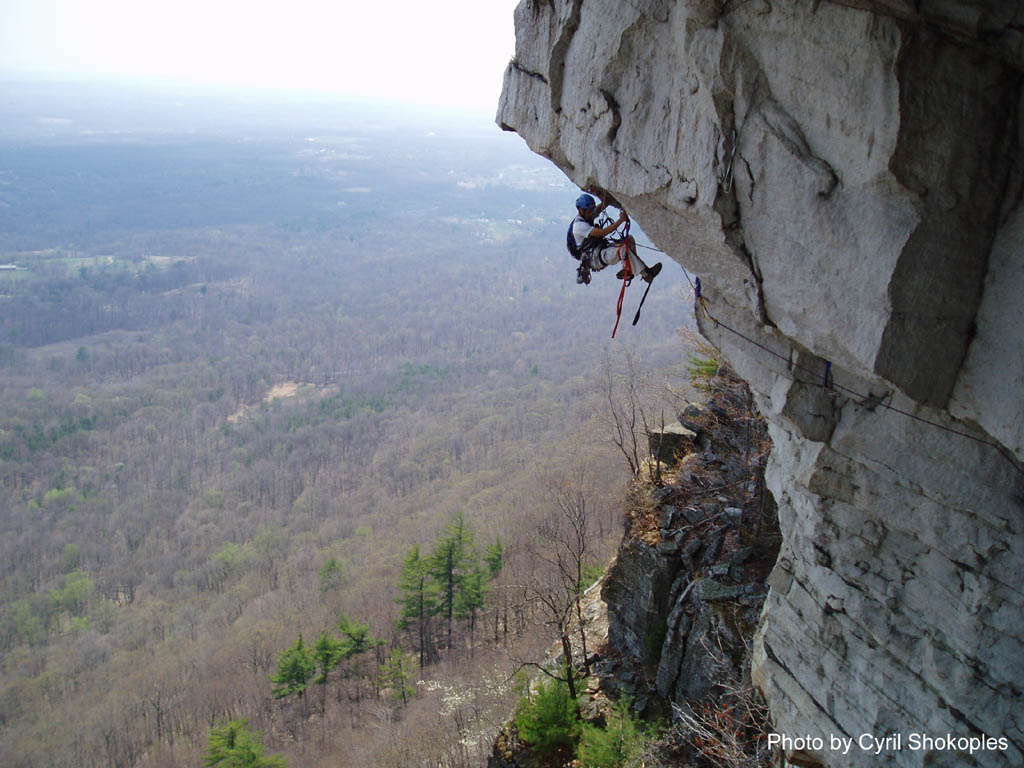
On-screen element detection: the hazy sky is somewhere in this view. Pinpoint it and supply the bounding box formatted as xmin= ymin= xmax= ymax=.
xmin=0 ymin=0 xmax=520 ymax=114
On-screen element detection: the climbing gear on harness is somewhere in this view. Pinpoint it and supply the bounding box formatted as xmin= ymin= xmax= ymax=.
xmin=567 ymin=213 xmax=616 ymax=279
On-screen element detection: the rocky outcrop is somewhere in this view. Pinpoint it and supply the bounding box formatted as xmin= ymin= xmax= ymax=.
xmin=597 ymin=363 xmax=778 ymax=765
xmin=498 ymin=2 xmax=1024 ymax=766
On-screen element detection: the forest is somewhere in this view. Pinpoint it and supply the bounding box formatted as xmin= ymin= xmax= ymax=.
xmin=0 ymin=83 xmax=698 ymax=766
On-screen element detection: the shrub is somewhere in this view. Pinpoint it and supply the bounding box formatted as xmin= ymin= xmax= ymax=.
xmin=580 ymin=561 xmax=605 ymax=594
xmin=514 ymin=677 xmax=581 ymax=758
xmin=673 ymin=686 xmax=775 ymax=768
xmin=577 ymin=698 xmax=654 ymax=768
xmin=204 ymin=718 xmax=287 ymax=767
xmin=687 ymin=342 xmax=722 ymax=391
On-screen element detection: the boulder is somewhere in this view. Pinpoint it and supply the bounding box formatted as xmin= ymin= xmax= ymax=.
xmin=648 ymin=422 xmax=696 ymax=466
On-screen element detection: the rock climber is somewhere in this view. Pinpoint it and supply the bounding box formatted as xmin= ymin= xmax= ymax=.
xmin=569 ymin=191 xmax=661 ymax=285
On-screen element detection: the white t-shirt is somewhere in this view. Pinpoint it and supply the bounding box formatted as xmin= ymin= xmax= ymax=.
xmin=572 ymin=215 xmax=599 ymax=249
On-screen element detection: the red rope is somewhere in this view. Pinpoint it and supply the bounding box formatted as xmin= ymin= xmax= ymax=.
xmin=611 ymin=221 xmax=632 ymax=338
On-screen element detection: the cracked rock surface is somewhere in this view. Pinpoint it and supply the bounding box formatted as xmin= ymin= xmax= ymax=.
xmin=498 ymin=1 xmax=1024 ymax=765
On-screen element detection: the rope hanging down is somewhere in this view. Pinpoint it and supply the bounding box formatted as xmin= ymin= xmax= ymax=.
xmin=609 ymin=221 xmax=660 ymax=335
xmin=611 ymin=219 xmax=632 ymax=339
xmin=690 ymin=276 xmax=1023 ymax=477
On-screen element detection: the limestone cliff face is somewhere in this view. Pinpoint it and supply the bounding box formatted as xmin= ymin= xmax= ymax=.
xmin=498 ymin=2 xmax=1024 ymax=766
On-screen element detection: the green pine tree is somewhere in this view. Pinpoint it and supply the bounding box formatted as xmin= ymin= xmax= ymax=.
xmin=337 ymin=611 xmax=383 ymax=658
xmin=312 ymin=630 xmax=345 ymax=713
xmin=203 ymin=718 xmax=287 ymax=768
xmin=576 ymin=697 xmax=654 ymax=768
xmin=514 ymin=678 xmax=581 ymax=759
xmin=455 ymin=566 xmax=488 ymax=650
xmin=379 ymin=647 xmax=416 ymax=706
xmin=270 ymin=633 xmax=316 ymax=701
xmin=429 ymin=510 xmax=475 ymax=650
xmin=395 ymin=545 xmax=437 ymax=670
xmin=484 ymin=536 xmax=504 ymax=578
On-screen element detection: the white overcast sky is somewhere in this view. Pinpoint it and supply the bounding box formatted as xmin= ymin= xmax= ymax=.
xmin=0 ymin=0 xmax=520 ymax=114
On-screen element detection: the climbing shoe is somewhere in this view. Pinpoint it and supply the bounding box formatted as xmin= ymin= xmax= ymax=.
xmin=615 ymin=268 xmax=626 ymax=280
xmin=641 ymin=263 xmax=662 ymax=283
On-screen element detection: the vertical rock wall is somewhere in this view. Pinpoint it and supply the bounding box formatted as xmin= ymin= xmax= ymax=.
xmin=497 ymin=2 xmax=1024 ymax=766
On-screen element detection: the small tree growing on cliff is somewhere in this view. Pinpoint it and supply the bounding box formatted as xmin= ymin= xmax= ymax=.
xmin=514 ymin=677 xmax=581 ymax=759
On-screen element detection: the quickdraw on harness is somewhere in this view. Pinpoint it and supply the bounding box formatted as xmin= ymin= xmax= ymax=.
xmin=567 ymin=215 xmax=610 ymax=285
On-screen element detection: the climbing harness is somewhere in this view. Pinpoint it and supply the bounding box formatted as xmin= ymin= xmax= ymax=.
xmin=568 ymin=214 xmax=615 ymax=285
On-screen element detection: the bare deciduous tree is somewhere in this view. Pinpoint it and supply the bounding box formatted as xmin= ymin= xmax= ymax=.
xmin=597 ymin=350 xmax=664 ymax=481
xmin=510 ymin=461 xmax=603 ymax=703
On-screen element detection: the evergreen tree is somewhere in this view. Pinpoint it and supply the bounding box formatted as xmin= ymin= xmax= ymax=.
xmin=484 ymin=536 xmax=504 ymax=578
xmin=204 ymin=719 xmax=287 ymax=768
xmin=576 ymin=697 xmax=653 ymax=767
xmin=455 ymin=566 xmax=488 ymax=651
xmin=270 ymin=633 xmax=316 ymax=702
xmin=337 ymin=611 xmax=383 ymax=658
xmin=317 ymin=557 xmax=344 ymax=593
xmin=312 ymin=630 xmax=345 ymax=713
xmin=514 ymin=678 xmax=581 ymax=758
xmin=395 ymin=545 xmax=437 ymax=670
xmin=379 ymin=647 xmax=416 ymax=707
xmin=429 ymin=510 xmax=475 ymax=650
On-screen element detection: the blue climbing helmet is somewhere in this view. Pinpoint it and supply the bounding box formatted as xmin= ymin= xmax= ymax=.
xmin=575 ymin=193 xmax=596 ymax=210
